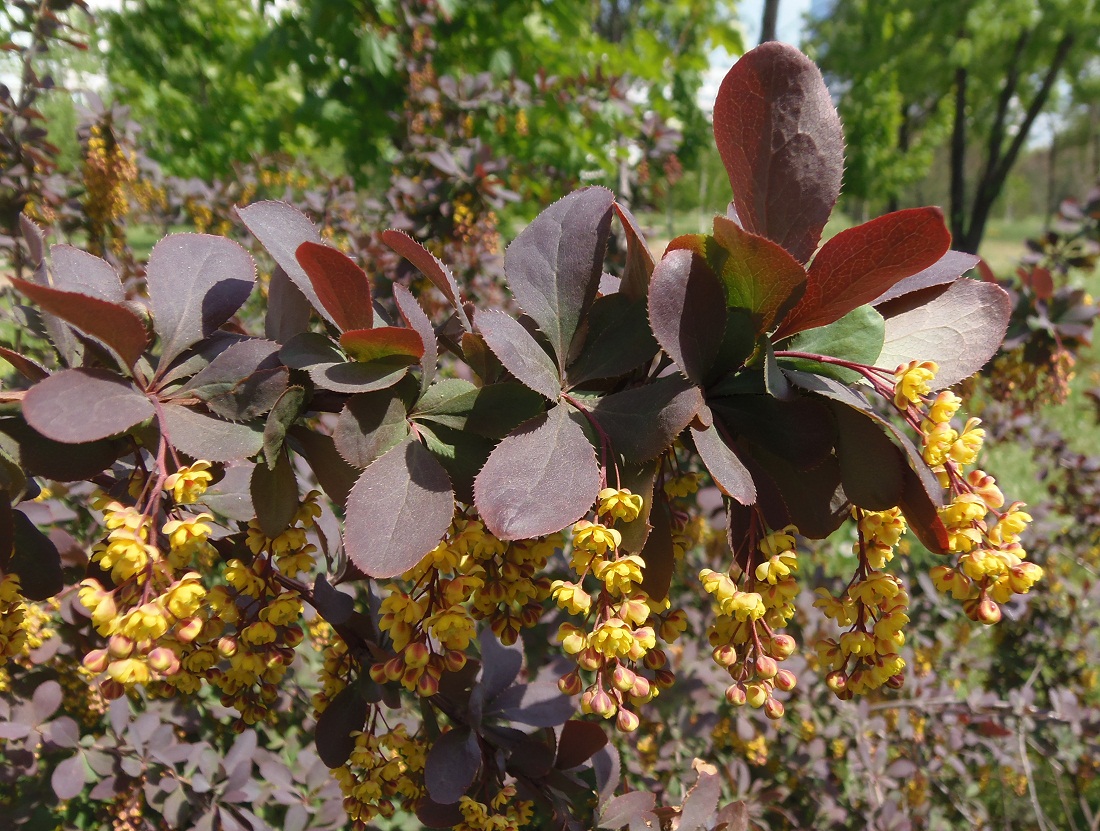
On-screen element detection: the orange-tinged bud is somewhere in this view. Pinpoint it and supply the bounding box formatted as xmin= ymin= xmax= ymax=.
xmin=643 ymin=649 xmax=667 ymax=670
xmin=580 ymin=688 xmax=595 ymax=714
xmin=770 ymin=634 xmax=796 ymax=659
xmin=218 ymin=636 xmax=238 ymax=658
xmin=887 ymin=673 xmax=905 ymax=690
xmin=176 ymin=617 xmax=203 ymax=643
xmin=775 ymin=669 xmax=797 ymax=691
xmin=83 ymin=648 xmax=109 ymax=674
xmin=763 ymin=697 xmax=785 ymax=720
xmin=654 ymin=669 xmax=675 ymax=688
xmin=369 ymin=662 xmax=388 ymax=684
xmin=725 ymin=683 xmax=747 ymax=706
xmin=612 ymin=665 xmax=636 ymax=692
xmin=746 ymin=683 xmax=768 ymax=708
xmin=384 ymin=656 xmax=405 ymax=681
xmin=755 ymin=656 xmax=778 ymax=679
xmin=444 ymin=650 xmax=468 ymax=672
xmin=417 ymin=671 xmax=439 ymax=697
xmin=404 ymin=641 xmax=431 ymax=669
xmin=100 ymin=679 xmax=125 ymax=700
xmin=630 ymin=676 xmax=651 ymax=699
xmin=977 ymin=598 xmax=1001 ymax=625
xmin=558 ymin=671 xmax=582 ymax=696
xmin=591 ymin=689 xmax=616 ymax=718
xmin=826 ymin=671 xmax=848 ymax=694
xmin=148 ymin=646 xmax=180 ymax=675
xmin=577 ymin=647 xmax=603 ymax=672
xmin=712 ymin=644 xmax=738 ymax=667
xmin=616 ymin=708 xmax=640 ymax=732
xmin=108 ymin=634 xmax=133 ymax=659
xmin=283 ymin=625 xmax=304 ymax=648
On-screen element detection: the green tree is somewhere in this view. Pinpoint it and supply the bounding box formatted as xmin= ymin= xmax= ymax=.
xmin=808 ymin=0 xmax=1100 ymax=252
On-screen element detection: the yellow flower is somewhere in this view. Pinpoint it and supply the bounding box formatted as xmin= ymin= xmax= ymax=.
xmin=813 ymin=588 xmax=855 ymax=626
xmin=988 ymin=503 xmax=1032 ymax=545
xmin=572 ymin=521 xmax=621 ymax=556
xmin=893 ymin=361 xmax=938 ymax=409
xmin=663 ymin=472 xmax=702 ymax=498
xmin=922 ymin=422 xmax=958 ymax=467
xmin=759 ymin=525 xmax=797 ymax=557
xmin=164 ymin=573 xmax=206 ymax=619
xmin=949 ymin=417 xmax=985 ymax=466
xmin=428 ymin=606 xmax=476 ymax=650
xmin=550 ymin=581 xmax=592 ymax=615
xmin=928 ymin=390 xmax=962 ymax=424
xmin=755 ymin=550 xmax=798 ymax=585
xmin=593 ymin=555 xmax=645 ymax=596
xmin=163 ymin=461 xmax=214 ymax=504
xmin=598 ymin=488 xmax=644 ymax=523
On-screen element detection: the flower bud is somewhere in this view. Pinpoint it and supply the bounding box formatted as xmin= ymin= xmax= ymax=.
xmin=616 ymin=708 xmax=640 ymax=732
xmin=763 ymin=697 xmax=785 ymax=720
xmin=977 ymin=598 xmax=1001 ymax=625
xmin=643 ymin=649 xmax=667 ymax=670
xmin=725 ymin=683 xmax=747 ymax=706
xmin=775 ymin=669 xmax=797 ymax=692
xmin=444 ymin=650 xmax=468 ymax=673
xmin=558 ymin=671 xmax=583 ymax=696
xmin=825 ymin=670 xmax=847 ymax=694
xmin=630 ymin=675 xmax=652 ymax=700
xmin=383 ymin=656 xmax=405 ymax=682
xmin=404 ymin=641 xmax=431 ymax=669
xmin=770 ymin=633 xmax=797 ymax=659
xmin=590 ymin=689 xmax=617 ymax=718
xmin=577 ymin=647 xmax=603 ymax=672
xmin=712 ymin=644 xmax=738 ymax=667
xmin=82 ymin=648 xmax=109 ymax=674
xmin=217 ymin=636 xmax=238 ymax=658
xmin=755 ymin=655 xmax=778 ymax=679
xmin=176 ymin=617 xmax=203 ymax=643
xmin=369 ymin=662 xmax=388 ymax=684
xmin=148 ymin=646 xmax=180 ymax=675
xmin=416 ymin=671 xmax=440 ymax=697
xmin=746 ymin=683 xmax=768 ymax=709
xmin=283 ymin=624 xmax=304 ymax=648
xmin=612 ymin=665 xmax=636 ymax=692
xmin=108 ymin=634 xmax=134 ymax=659
xmin=887 ymin=673 xmax=905 ymax=690
xmin=654 ymin=669 xmax=676 ymax=688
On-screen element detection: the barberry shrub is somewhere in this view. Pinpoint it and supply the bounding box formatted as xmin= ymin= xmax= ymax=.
xmin=0 ymin=43 xmax=1035 ymax=829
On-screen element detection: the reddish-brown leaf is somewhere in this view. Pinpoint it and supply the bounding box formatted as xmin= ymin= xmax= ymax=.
xmin=339 ymin=327 xmax=424 ymax=364
xmin=776 ymin=207 xmax=951 ymax=338
xmin=382 ymin=229 xmax=471 ymax=331
xmin=712 ymin=42 xmax=844 ymax=264
xmin=647 ymin=249 xmax=727 ymax=384
xmin=23 ymin=369 xmax=154 ymax=444
xmin=296 ymin=241 xmax=373 ymax=332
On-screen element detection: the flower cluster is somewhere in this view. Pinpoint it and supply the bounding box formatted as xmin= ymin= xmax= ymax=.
xmin=333 ymin=724 xmax=428 ymax=829
xmin=554 ymin=487 xmax=686 ymax=733
xmin=814 ymin=508 xmax=911 ymax=697
xmin=701 ymin=523 xmax=800 ymax=720
xmin=456 ymin=786 xmax=534 ymax=831
xmin=370 ymin=512 xmax=558 ymax=698
xmin=895 ymin=362 xmax=1042 ymax=622
xmin=0 ymin=574 xmax=28 ymax=666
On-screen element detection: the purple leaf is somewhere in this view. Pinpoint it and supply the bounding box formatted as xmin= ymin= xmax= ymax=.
xmin=476 ymin=309 xmax=562 ymax=400
xmin=50 ymin=244 xmax=124 ymax=302
xmin=290 ymin=428 xmax=358 ymax=509
xmin=265 ymin=266 xmax=312 ymax=343
xmin=146 ymin=233 xmax=256 ymax=366
xmin=0 ymin=346 xmax=47 ymax=382
xmin=591 ymin=375 xmax=703 ymax=462
xmin=23 ymin=369 xmax=154 ymax=443
xmin=478 ymin=627 xmax=523 ymax=702
xmin=613 ymin=202 xmax=655 ymax=302
xmin=555 ymin=720 xmax=608 ymax=771
xmin=393 ymin=283 xmax=438 ymax=393
xmin=51 ymin=753 xmax=86 ymax=800
xmin=160 ymin=404 xmax=263 ymax=462
xmin=474 ymin=404 xmax=599 ymax=540
xmin=10 ymin=278 xmax=148 ymax=368
xmin=199 ymin=463 xmax=255 ymax=521
xmin=875 ymin=278 xmax=1012 ymax=389
xmin=504 ymin=187 xmax=615 ymax=366
xmin=690 ymin=418 xmax=756 ymax=505
xmin=647 ymin=250 xmax=727 ymax=384
xmin=236 ymin=201 xmax=331 ymax=325
xmin=598 ymin=791 xmax=657 ymax=830
xmin=296 ymin=241 xmax=373 ymax=331
xmin=831 ymin=403 xmax=905 ymax=512
xmin=713 ymin=42 xmax=843 ymax=264
xmin=33 ymin=680 xmax=63 ymax=723
xmin=638 ymin=497 xmax=674 ymax=601
xmin=679 ymin=773 xmax=721 ymax=831
xmin=309 ymin=360 xmax=411 ymax=395
xmin=424 ymin=727 xmax=481 ymax=805
xmin=315 ymin=686 xmax=368 ymax=768
xmin=44 ymin=716 xmax=80 ymax=749
xmin=498 ymin=679 xmax=576 ymax=727
xmin=715 ymin=801 xmax=749 ymax=831
xmin=343 ymin=437 xmax=454 ymax=578
xmin=178 ymin=339 xmax=286 ymax=422
xmin=334 ymin=392 xmax=410 ymax=468
xmin=872 ymin=250 xmax=980 ymax=306
xmin=250 ymin=451 xmax=299 ymax=538
xmin=776 ymin=207 xmax=951 ymax=337
xmin=566 ymin=294 xmax=658 ymax=386
xmin=382 ymin=229 xmax=471 ymax=331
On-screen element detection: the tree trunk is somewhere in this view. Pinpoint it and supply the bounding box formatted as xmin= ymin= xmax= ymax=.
xmin=1046 ymin=126 xmax=1059 ymax=222
xmin=950 ymin=63 xmax=969 ymax=246
xmin=760 ymin=0 xmax=780 ymax=44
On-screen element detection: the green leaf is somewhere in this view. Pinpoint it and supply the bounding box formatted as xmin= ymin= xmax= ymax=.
xmin=413 ymin=381 xmax=545 ymax=440
xmin=418 ymin=422 xmax=494 ymax=505
xmin=334 ymin=392 xmax=410 ymax=468
xmin=781 ymin=305 xmax=886 ymax=383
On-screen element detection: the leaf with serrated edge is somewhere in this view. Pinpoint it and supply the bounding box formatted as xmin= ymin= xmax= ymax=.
xmin=334 ymin=392 xmax=410 ymax=468
xmin=382 ymin=229 xmax=472 ymax=331
xmin=51 ymin=244 xmax=124 ymax=302
xmin=344 ymin=437 xmax=454 ymax=578
xmin=872 ymin=250 xmax=980 ymax=306
xmin=339 ymin=327 xmax=423 ymax=364
xmin=251 ymin=451 xmax=300 ymax=538
xmin=712 ymin=42 xmax=843 ymax=264
xmin=424 ymin=727 xmax=480 ymax=805
xmin=413 ymin=381 xmax=545 ymax=440
xmin=599 ymin=791 xmax=657 ymax=830
xmin=10 ymin=278 xmax=148 ymax=368
xmin=263 ymin=386 xmax=305 ymax=465
xmin=504 ymin=187 xmax=615 ymax=366
xmin=296 ymin=241 xmax=373 ymax=331
xmin=393 ymin=284 xmax=437 ymax=394
xmin=567 ymin=294 xmax=658 ymax=386
xmin=236 ymin=201 xmax=332 ymax=325
xmin=776 ymin=207 xmax=950 ymax=337
xmin=614 ymin=202 xmax=655 ymax=302
xmin=475 ymin=404 xmax=599 ymax=540
xmin=161 ymin=404 xmax=263 ymax=462
xmin=23 ymin=370 xmax=154 ymax=444
xmin=691 ymin=417 xmax=756 ymax=505
xmin=476 ymin=309 xmax=561 ymax=400
xmin=647 ymin=249 xmax=727 ymax=384
xmin=679 ymin=773 xmax=721 ymax=831
xmin=875 ymin=279 xmax=1011 ymax=389
xmin=146 ymin=234 xmax=256 ymax=367
xmin=781 ymin=305 xmax=885 ymax=383
xmin=309 ymin=360 xmax=410 ymax=395
xmin=265 ymin=266 xmax=312 ymax=343
xmin=592 ymin=376 xmax=703 ymax=463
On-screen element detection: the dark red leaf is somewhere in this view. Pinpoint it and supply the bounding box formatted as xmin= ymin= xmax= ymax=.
xmin=146 ymin=233 xmax=256 ymax=366
xmin=566 ymin=294 xmax=658 ymax=386
xmin=504 ymin=186 xmax=615 ymax=366
xmin=712 ymin=42 xmax=844 ymax=264
xmin=1025 ymin=266 xmax=1054 ymax=301
xmin=638 ymin=497 xmax=674 ymax=601
xmin=599 ymin=791 xmax=657 ymax=830
xmin=309 ymin=360 xmax=411 ymax=395
xmin=591 ymin=375 xmax=703 ymax=463
xmin=831 ymin=403 xmax=904 ymax=512
xmin=691 ymin=417 xmax=756 ymax=505
xmin=614 ymin=202 xmax=655 ymax=302
xmin=474 ymin=404 xmax=599 ymax=540
xmin=315 ymin=686 xmax=369 ymax=768
xmin=50 ymin=244 xmax=124 ymax=302
xmin=23 ymin=369 xmax=154 ymax=443
xmin=476 ymin=309 xmax=561 ymax=400
xmin=715 ymin=801 xmax=749 ymax=831
xmin=776 ymin=207 xmax=951 ymax=337
xmin=393 ymin=283 xmax=437 ymax=392
xmin=876 ymin=279 xmax=1012 ymax=389
xmin=160 ymin=404 xmax=263 ymax=462
xmin=265 ymin=266 xmax=312 ymax=343
xmin=872 ymin=250 xmax=980 ymax=306
xmin=251 ymin=451 xmax=299 ymax=538
xmin=555 ymin=720 xmax=608 ymax=770
xmin=679 ymin=772 xmax=721 ymax=831
xmin=647 ymin=249 xmax=727 ymax=384
xmin=343 ymin=437 xmax=454 ymax=578
xmin=497 ymin=679 xmax=577 ymax=727
xmin=10 ymin=510 xmax=63 ymax=600
xmin=10 ymin=278 xmax=148 ymax=368
xmin=0 ymin=346 xmax=48 ymax=382
xmin=382 ymin=229 xmax=471 ymax=331
xmin=424 ymin=727 xmax=481 ymax=805
xmin=289 ymin=428 xmax=358 ymax=509
xmin=339 ymin=327 xmax=423 ymax=364
xmin=296 ymin=241 xmax=373 ymax=332
xmin=178 ymin=339 xmax=286 ymax=422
